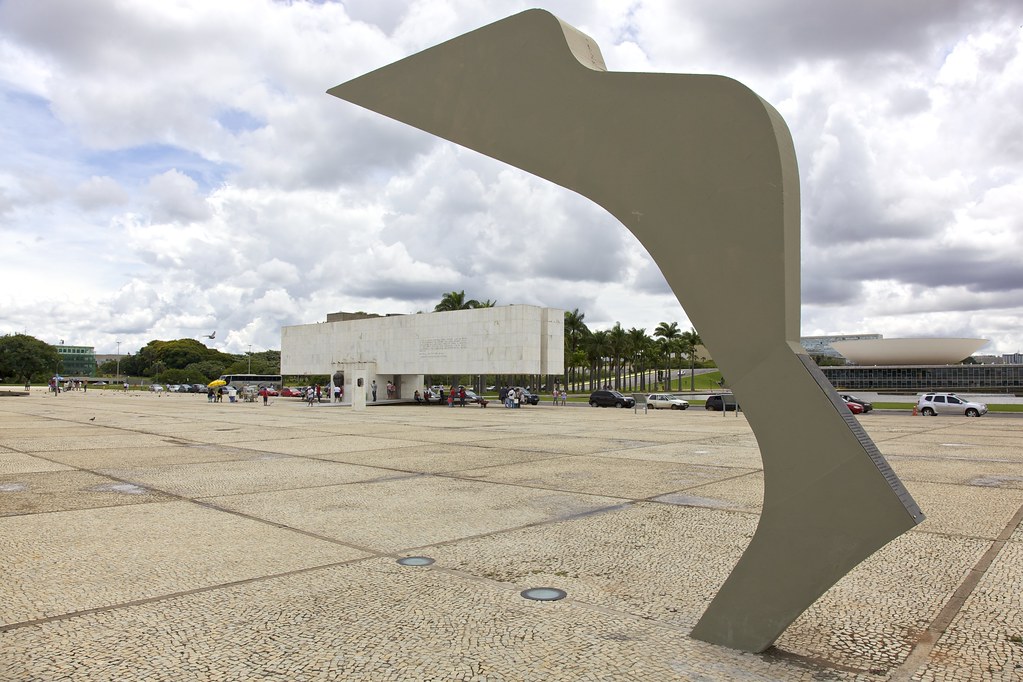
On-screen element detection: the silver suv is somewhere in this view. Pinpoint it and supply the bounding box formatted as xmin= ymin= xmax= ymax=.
xmin=916 ymin=393 xmax=987 ymax=417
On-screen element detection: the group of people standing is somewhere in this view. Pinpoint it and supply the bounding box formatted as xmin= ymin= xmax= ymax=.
xmin=499 ymin=386 xmax=527 ymax=408
xmin=48 ymin=378 xmax=89 ymax=394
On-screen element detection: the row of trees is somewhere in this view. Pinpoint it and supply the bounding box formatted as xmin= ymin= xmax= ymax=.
xmin=0 ymin=334 xmax=282 ymax=385
xmin=99 ymin=338 xmax=281 ymax=384
xmin=564 ymin=309 xmax=704 ymax=392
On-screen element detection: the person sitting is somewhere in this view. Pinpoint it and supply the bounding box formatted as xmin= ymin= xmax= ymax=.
xmin=414 ymin=390 xmax=422 ymax=404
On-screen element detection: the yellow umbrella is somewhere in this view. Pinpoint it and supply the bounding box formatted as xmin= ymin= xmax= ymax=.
xmin=207 ymin=379 xmax=227 ymax=387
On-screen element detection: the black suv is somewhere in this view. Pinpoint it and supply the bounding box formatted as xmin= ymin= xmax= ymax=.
xmin=509 ymin=387 xmax=540 ymax=405
xmin=705 ymin=394 xmax=739 ymax=411
xmin=588 ymin=390 xmax=635 ymax=408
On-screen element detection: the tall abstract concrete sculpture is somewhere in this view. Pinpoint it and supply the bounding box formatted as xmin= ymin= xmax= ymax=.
xmin=329 ymin=9 xmax=923 ymax=653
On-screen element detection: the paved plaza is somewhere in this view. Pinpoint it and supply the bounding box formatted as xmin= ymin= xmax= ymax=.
xmin=1 ymin=391 xmax=1022 ymax=681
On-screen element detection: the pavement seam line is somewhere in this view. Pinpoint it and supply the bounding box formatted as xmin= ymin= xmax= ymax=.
xmin=0 ymin=556 xmax=370 ymax=633
xmin=889 ymin=499 xmax=1023 ymax=681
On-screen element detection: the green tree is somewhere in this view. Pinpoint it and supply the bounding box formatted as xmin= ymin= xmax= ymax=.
xmin=159 ymin=368 xmax=193 ymax=385
xmin=585 ymin=330 xmax=610 ymax=390
xmin=563 ymin=308 xmax=590 ymax=389
xmin=0 ymin=334 xmax=62 ymax=383
xmin=123 ymin=339 xmax=238 ymax=377
xmin=654 ymin=321 xmax=680 ymax=389
xmin=607 ymin=323 xmax=629 ymax=389
xmin=680 ymin=327 xmax=703 ymax=391
xmin=223 ymin=350 xmax=281 ymax=375
xmin=182 ymin=360 xmax=228 ymax=382
xmin=627 ymin=327 xmax=653 ymax=391
xmin=434 ymin=290 xmax=494 ymax=311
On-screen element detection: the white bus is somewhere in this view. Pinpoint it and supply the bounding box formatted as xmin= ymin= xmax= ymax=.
xmin=217 ymin=374 xmax=282 ymax=391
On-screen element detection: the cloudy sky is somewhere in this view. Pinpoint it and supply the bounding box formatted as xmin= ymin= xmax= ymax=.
xmin=1 ymin=0 xmax=1021 ymax=357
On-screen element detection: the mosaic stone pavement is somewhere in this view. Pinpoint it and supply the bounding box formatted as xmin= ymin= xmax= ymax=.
xmin=1 ymin=389 xmax=1021 ymax=680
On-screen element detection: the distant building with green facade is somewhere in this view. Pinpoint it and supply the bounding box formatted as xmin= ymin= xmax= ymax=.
xmin=56 ymin=345 xmax=97 ymax=377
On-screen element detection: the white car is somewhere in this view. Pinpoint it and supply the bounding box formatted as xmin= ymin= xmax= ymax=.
xmin=149 ymin=384 xmax=165 ymax=392
xmin=646 ymin=393 xmax=689 ymax=410
xmin=916 ymin=393 xmax=987 ymax=417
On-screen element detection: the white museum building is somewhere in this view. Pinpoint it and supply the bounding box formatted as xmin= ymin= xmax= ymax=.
xmin=281 ymin=305 xmax=564 ymax=409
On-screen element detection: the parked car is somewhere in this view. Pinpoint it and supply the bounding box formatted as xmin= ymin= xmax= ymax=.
xmin=839 ymin=394 xmax=873 ymax=413
xmin=588 ymin=390 xmax=636 ymax=408
xmin=192 ymin=383 xmax=207 ymax=393
xmin=261 ymin=386 xmax=280 ymax=396
xmin=281 ymin=387 xmax=304 ymax=398
xmin=149 ymin=384 xmax=165 ymax=392
xmin=844 ymin=400 xmax=864 ymax=415
xmin=646 ymin=393 xmax=689 ymax=410
xmin=509 ymin=387 xmax=540 ymax=405
xmin=166 ymin=384 xmax=182 ymax=392
xmin=463 ymin=389 xmax=487 ymax=406
xmin=916 ymin=393 xmax=987 ymax=417
xmin=705 ymin=394 xmax=738 ymax=411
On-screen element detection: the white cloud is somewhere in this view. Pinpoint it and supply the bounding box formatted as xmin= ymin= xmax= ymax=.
xmin=1 ymin=0 xmax=1021 ymax=357
xmin=74 ymin=175 xmax=129 ymax=209
xmin=146 ymin=170 xmax=211 ymax=223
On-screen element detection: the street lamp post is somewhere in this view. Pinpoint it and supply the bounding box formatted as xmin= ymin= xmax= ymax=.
xmin=247 ymin=345 xmax=252 ymax=373
xmin=115 ymin=340 xmax=122 ymax=385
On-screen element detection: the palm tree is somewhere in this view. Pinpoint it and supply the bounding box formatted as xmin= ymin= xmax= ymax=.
xmin=627 ymin=327 xmax=653 ymax=391
xmin=681 ymin=327 xmax=703 ymax=391
xmin=607 ymin=323 xmax=629 ymax=389
xmin=434 ymin=290 xmax=487 ymax=312
xmin=585 ymin=330 xmax=610 ymax=390
xmin=654 ymin=321 xmax=680 ymax=389
xmin=564 ymin=309 xmax=590 ymax=389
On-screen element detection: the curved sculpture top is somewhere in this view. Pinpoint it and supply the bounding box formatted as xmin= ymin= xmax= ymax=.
xmin=329 ymin=9 xmax=923 ymax=653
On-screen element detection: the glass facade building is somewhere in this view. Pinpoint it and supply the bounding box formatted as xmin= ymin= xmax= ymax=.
xmin=821 ymin=365 xmax=1023 ymax=393
xmin=56 ymin=345 xmax=97 ymax=377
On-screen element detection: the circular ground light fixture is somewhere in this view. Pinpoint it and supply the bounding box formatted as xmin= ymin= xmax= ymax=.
xmin=520 ymin=587 xmax=567 ymax=601
xmin=397 ymin=556 xmax=435 ymax=567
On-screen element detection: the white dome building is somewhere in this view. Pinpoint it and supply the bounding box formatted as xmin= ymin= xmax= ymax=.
xmin=830 ymin=338 xmax=988 ymax=366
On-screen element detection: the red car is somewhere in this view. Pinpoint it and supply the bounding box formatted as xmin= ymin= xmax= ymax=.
xmin=844 ymin=400 xmax=864 ymax=415
xmin=280 ymin=387 xmax=304 ymax=397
